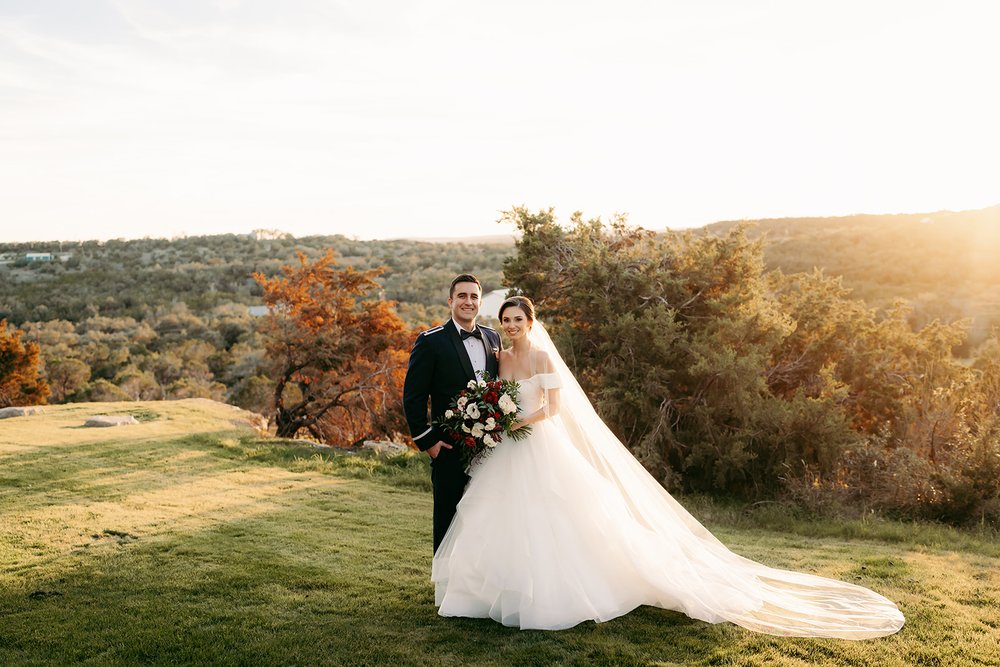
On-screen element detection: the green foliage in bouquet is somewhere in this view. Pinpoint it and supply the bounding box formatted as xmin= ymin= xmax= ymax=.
xmin=436 ymin=373 xmax=531 ymax=469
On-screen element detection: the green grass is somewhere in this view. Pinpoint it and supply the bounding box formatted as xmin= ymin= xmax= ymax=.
xmin=2 ymin=401 xmax=999 ymax=666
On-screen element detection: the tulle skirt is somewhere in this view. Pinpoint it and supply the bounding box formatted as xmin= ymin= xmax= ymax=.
xmin=431 ymin=419 xmax=905 ymax=637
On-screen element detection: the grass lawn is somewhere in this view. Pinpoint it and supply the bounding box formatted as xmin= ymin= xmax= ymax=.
xmin=1 ymin=400 xmax=998 ymax=666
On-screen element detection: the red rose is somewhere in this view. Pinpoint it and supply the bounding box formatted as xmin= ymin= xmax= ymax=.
xmin=464 ymin=436 xmax=476 ymax=447
xmin=484 ymin=391 xmax=498 ymax=404
xmin=450 ymin=432 xmax=460 ymax=442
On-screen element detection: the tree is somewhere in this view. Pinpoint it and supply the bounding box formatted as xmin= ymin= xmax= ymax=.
xmin=501 ymin=208 xmax=821 ymax=494
xmin=228 ymin=374 xmax=274 ymax=415
xmin=166 ymin=377 xmax=226 ymax=401
xmin=46 ymin=357 xmax=91 ymax=402
xmin=254 ymin=251 xmax=412 ymax=443
xmin=0 ymin=319 xmax=50 ymax=407
xmin=503 ymin=208 xmax=947 ymax=497
xmin=85 ymin=378 xmax=130 ymax=402
xmin=499 ymin=207 xmax=1000 ymax=525
xmin=114 ymin=365 xmax=160 ymax=400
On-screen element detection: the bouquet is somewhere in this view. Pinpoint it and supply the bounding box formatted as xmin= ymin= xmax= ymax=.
xmin=436 ymin=373 xmax=530 ymax=469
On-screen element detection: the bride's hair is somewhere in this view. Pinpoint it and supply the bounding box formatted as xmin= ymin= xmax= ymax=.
xmin=498 ymin=295 xmax=535 ymax=324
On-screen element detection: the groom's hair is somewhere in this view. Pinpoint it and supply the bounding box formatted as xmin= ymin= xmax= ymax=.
xmin=450 ymin=274 xmax=482 ymax=297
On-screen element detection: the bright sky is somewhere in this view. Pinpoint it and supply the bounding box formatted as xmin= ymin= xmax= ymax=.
xmin=2 ymin=0 xmax=998 ymax=243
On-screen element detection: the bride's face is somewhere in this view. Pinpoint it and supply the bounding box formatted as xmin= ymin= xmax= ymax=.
xmin=501 ymin=307 xmax=531 ymax=341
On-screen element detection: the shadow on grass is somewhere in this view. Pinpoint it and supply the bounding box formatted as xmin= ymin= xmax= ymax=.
xmin=0 ymin=483 xmax=746 ymax=667
xmin=0 ymin=433 xmax=263 ymax=513
xmin=12 ymin=464 xmax=969 ymax=667
xmin=3 ymin=430 xmax=994 ymax=665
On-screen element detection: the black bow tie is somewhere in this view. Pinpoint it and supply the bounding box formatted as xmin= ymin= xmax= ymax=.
xmin=460 ymin=328 xmax=482 ymax=341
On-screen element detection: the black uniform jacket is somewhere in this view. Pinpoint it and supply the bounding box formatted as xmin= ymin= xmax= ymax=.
xmin=403 ymin=321 xmax=501 ymax=450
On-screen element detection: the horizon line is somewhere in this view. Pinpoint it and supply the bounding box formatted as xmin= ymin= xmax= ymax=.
xmin=2 ymin=202 xmax=997 ymax=247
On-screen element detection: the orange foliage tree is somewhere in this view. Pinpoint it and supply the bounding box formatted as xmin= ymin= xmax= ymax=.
xmin=0 ymin=319 xmax=50 ymax=408
xmin=253 ymin=251 xmax=412 ymax=444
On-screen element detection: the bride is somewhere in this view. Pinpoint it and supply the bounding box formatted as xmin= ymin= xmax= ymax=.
xmin=431 ymin=296 xmax=905 ymax=638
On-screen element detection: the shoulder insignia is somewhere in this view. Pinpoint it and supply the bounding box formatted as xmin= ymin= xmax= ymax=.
xmin=421 ymin=325 xmax=445 ymax=336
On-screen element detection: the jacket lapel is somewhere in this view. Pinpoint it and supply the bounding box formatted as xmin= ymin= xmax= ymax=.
xmin=447 ymin=322 xmax=477 ymax=381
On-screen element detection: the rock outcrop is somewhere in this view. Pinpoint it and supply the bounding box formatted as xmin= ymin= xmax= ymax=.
xmin=0 ymin=406 xmax=44 ymax=419
xmin=84 ymin=415 xmax=140 ymax=427
xmin=361 ymin=440 xmax=411 ymax=456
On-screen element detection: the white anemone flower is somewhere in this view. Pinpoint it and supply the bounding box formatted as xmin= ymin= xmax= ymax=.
xmin=498 ymin=394 xmax=517 ymax=415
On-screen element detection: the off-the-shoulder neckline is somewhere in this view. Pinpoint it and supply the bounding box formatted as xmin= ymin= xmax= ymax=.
xmin=501 ymin=372 xmax=559 ymax=383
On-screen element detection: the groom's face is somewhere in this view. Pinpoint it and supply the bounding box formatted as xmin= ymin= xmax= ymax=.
xmin=449 ymin=282 xmax=481 ymax=326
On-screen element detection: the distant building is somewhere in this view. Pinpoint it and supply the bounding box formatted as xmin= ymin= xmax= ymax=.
xmin=25 ymin=252 xmax=53 ymax=262
xmin=481 ymin=288 xmax=510 ymax=321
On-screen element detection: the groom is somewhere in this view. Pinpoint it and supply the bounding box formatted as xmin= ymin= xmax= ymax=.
xmin=403 ymin=274 xmax=501 ymax=551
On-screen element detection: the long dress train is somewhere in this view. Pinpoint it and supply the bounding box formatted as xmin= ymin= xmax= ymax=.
xmin=431 ymin=326 xmax=905 ymax=638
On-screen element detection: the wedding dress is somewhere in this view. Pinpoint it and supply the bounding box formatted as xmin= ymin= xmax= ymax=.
xmin=431 ymin=323 xmax=905 ymax=638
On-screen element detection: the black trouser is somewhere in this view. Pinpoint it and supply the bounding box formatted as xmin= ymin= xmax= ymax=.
xmin=430 ymin=452 xmax=469 ymax=552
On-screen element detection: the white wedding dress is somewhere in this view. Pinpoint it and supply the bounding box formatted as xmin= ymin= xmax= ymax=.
xmin=432 ymin=324 xmax=905 ymax=638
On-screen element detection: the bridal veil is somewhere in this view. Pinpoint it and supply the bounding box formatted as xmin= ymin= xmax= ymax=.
xmin=526 ymin=321 xmax=905 ymax=639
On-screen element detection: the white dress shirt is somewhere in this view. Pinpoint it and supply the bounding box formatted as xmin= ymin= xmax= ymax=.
xmin=453 ymin=319 xmax=487 ymax=378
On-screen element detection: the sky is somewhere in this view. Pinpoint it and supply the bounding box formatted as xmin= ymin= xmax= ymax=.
xmin=2 ymin=0 xmax=998 ymax=243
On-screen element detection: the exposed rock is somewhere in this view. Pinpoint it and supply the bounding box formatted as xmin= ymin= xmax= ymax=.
xmin=84 ymin=415 xmax=140 ymax=427
xmin=0 ymin=406 xmax=44 ymax=419
xmin=362 ymin=440 xmax=412 ymax=456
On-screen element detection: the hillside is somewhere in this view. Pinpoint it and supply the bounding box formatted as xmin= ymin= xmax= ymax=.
xmin=1 ymin=205 xmax=997 ymax=418
xmin=0 ymin=235 xmax=510 ymax=415
xmin=3 ymin=206 xmax=997 ymax=336
xmin=1 ymin=400 xmax=998 ymax=665
xmin=0 ymin=234 xmax=510 ymax=326
xmin=704 ymin=204 xmax=1000 ymax=351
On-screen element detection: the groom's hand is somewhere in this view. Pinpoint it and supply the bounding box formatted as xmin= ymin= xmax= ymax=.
xmin=427 ymin=441 xmax=452 ymax=459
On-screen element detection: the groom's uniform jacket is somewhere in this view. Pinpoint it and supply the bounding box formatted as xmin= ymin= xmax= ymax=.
xmin=403 ymin=321 xmax=501 ymax=451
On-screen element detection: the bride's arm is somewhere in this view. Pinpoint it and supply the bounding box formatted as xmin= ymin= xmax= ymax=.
xmin=512 ymin=387 xmax=560 ymax=429
xmin=512 ymin=352 xmax=560 ymax=429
